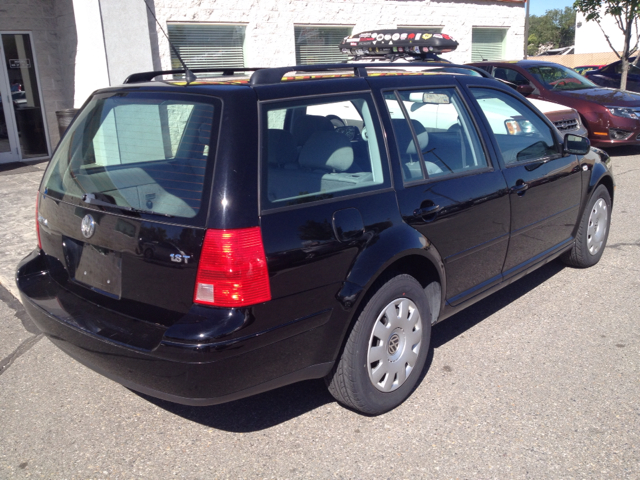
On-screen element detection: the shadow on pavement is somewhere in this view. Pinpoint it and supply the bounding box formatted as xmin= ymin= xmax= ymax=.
xmin=601 ymin=145 xmax=640 ymax=157
xmin=140 ymin=260 xmax=566 ymax=431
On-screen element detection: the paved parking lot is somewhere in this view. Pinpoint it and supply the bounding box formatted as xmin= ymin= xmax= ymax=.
xmin=0 ymin=152 xmax=638 ymax=479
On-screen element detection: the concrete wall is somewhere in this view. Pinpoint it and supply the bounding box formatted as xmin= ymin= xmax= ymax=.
xmin=150 ymin=0 xmax=526 ymax=68
xmin=575 ymin=11 xmax=639 ymax=55
xmin=100 ymin=0 xmax=155 ymax=85
xmin=0 ymin=0 xmax=77 ymax=152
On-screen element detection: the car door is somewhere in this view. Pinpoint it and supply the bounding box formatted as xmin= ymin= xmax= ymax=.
xmin=465 ymin=84 xmax=582 ymax=279
xmin=374 ymin=78 xmax=510 ymax=306
xmin=254 ymin=82 xmax=399 ymax=361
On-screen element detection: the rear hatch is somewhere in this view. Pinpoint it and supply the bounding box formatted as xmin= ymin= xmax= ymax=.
xmin=37 ymin=89 xmax=221 ymax=326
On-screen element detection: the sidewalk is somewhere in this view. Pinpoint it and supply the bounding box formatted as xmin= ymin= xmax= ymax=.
xmin=0 ymin=161 xmax=48 ymax=300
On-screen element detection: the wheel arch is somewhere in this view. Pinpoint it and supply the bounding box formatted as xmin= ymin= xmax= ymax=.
xmin=338 ymin=229 xmax=446 ymax=332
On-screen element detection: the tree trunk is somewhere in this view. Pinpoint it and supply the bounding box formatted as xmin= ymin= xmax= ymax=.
xmin=621 ymin=56 xmax=630 ymax=90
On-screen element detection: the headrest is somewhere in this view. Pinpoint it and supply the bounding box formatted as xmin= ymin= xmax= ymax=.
xmin=267 ymin=129 xmax=298 ymax=166
xmin=391 ymin=119 xmax=429 ymax=155
xmin=292 ymin=115 xmax=335 ymax=146
xmin=299 ymin=131 xmax=353 ymax=172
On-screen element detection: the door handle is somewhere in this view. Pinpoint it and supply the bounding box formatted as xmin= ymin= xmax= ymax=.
xmin=413 ymin=204 xmax=442 ymax=218
xmin=510 ymin=181 xmax=529 ymax=195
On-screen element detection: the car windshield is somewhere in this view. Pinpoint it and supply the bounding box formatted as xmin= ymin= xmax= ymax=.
xmin=527 ymin=65 xmax=597 ymax=91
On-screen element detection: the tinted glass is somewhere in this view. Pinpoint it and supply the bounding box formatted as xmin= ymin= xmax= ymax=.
xmin=385 ymin=88 xmax=487 ymax=181
xmin=526 ymin=64 xmax=596 ymax=90
xmin=42 ymin=92 xmax=218 ymax=219
xmin=493 ymin=67 xmax=530 ymax=86
xmin=471 ymin=88 xmax=559 ymax=164
xmin=262 ymin=94 xmax=388 ymax=207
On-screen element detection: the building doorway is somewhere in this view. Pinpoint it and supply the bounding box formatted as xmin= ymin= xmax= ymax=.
xmin=0 ymin=32 xmax=50 ymax=164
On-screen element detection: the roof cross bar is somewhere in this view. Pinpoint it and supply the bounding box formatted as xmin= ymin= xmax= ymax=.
xmin=124 ymin=67 xmax=264 ymax=84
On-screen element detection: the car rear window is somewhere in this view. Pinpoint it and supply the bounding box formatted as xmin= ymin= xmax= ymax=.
xmin=42 ymin=91 xmax=220 ymax=221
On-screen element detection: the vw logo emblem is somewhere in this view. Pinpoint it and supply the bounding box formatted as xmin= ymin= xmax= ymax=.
xmin=81 ymin=214 xmax=96 ymax=239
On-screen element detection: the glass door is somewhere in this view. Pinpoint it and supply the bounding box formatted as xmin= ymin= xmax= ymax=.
xmin=0 ymin=54 xmax=19 ymax=163
xmin=0 ymin=32 xmax=50 ymax=161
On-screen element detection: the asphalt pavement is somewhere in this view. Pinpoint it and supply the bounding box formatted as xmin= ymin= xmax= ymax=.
xmin=0 ymin=152 xmax=638 ymax=479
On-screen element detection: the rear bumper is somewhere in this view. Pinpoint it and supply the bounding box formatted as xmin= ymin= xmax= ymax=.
xmin=17 ymin=250 xmax=333 ymax=405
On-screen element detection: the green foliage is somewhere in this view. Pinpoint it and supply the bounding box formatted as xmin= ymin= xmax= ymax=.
xmin=574 ymin=0 xmax=640 ymax=23
xmin=528 ymin=7 xmax=577 ymax=54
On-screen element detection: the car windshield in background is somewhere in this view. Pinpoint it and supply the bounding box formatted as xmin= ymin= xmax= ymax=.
xmin=42 ymin=92 xmax=218 ymax=220
xmin=527 ymin=65 xmax=597 ymax=91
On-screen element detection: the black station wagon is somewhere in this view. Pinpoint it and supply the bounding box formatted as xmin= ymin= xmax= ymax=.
xmin=17 ymin=61 xmax=614 ymax=415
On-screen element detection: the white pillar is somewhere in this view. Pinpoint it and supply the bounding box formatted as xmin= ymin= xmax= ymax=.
xmin=72 ymin=0 xmax=110 ymax=107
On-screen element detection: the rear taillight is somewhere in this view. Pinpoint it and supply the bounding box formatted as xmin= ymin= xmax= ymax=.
xmin=36 ymin=193 xmax=41 ymax=250
xmin=194 ymin=227 xmax=271 ymax=308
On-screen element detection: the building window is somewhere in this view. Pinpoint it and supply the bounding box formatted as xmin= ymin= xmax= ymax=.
xmin=167 ymin=23 xmax=246 ymax=69
xmin=295 ymin=25 xmax=353 ymax=65
xmin=471 ymin=28 xmax=507 ymax=62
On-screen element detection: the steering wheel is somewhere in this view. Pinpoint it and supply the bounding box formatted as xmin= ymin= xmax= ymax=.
xmin=326 ymin=114 xmax=346 ymax=128
xmin=551 ymin=80 xmax=568 ymax=90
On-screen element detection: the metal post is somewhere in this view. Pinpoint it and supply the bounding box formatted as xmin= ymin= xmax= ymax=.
xmin=524 ymin=0 xmax=530 ymax=59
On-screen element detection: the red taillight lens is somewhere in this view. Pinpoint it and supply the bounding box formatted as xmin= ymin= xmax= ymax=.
xmin=36 ymin=193 xmax=41 ymax=250
xmin=194 ymin=227 xmax=271 ymax=308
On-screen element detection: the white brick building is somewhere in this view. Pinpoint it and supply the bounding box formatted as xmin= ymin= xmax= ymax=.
xmin=0 ymin=0 xmax=525 ymax=163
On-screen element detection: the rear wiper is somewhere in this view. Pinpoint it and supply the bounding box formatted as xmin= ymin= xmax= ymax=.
xmin=82 ymin=193 xmax=173 ymax=218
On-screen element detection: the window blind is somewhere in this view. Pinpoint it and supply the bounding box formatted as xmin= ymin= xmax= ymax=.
xmin=295 ymin=26 xmax=353 ymax=65
xmin=471 ymin=28 xmax=507 ymax=62
xmin=167 ymin=23 xmax=246 ymax=69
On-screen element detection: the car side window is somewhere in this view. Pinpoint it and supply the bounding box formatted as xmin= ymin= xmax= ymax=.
xmin=262 ymin=94 xmax=389 ymax=207
xmin=384 ymin=88 xmax=487 ymax=181
xmin=470 ymin=88 xmax=559 ymax=165
xmin=494 ymin=67 xmax=530 ymax=86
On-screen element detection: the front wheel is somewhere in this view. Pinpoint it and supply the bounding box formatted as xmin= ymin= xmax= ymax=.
xmin=563 ymin=184 xmax=612 ymax=268
xmin=326 ymin=274 xmax=432 ymax=415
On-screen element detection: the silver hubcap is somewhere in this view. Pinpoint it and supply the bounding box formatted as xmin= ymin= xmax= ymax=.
xmin=367 ymin=298 xmax=422 ymax=392
xmin=587 ymin=198 xmax=608 ymax=256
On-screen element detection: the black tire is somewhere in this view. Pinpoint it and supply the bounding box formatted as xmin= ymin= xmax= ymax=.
xmin=563 ymin=184 xmax=611 ymax=268
xmin=326 ymin=274 xmax=432 ymax=415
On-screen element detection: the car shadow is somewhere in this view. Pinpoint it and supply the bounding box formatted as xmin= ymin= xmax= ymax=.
xmin=601 ymin=145 xmax=640 ymax=157
xmin=138 ymin=260 xmax=566 ymax=431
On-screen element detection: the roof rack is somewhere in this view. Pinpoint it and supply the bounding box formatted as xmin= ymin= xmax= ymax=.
xmin=124 ymin=67 xmax=264 ymax=84
xmin=124 ymin=63 xmax=491 ymax=86
xmin=249 ymin=62 xmax=491 ymax=86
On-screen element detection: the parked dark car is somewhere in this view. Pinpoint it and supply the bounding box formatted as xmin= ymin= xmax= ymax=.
xmin=469 ymin=59 xmax=640 ymax=147
xmin=574 ymin=65 xmax=605 ymax=76
xmin=17 ymin=60 xmax=614 ymax=415
xmin=584 ymin=58 xmax=640 ymax=93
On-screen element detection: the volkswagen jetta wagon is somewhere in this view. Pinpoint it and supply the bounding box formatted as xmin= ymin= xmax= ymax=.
xmin=17 ymin=61 xmax=614 ymax=415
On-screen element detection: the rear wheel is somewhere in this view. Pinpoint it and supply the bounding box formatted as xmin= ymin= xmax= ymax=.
xmin=563 ymin=184 xmax=611 ymax=268
xmin=326 ymin=274 xmax=431 ymax=415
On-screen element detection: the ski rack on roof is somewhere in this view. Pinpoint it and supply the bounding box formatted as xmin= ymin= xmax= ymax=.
xmin=124 ymin=67 xmax=264 ymax=84
xmin=124 ymin=63 xmax=491 ymax=86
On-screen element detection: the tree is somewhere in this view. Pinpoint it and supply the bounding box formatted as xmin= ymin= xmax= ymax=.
xmin=528 ymin=7 xmax=576 ymax=56
xmin=574 ymin=0 xmax=640 ymax=90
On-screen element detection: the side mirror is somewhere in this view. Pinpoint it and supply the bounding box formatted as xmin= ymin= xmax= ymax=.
xmin=564 ymin=134 xmax=590 ymax=155
xmin=516 ymin=84 xmax=535 ymax=96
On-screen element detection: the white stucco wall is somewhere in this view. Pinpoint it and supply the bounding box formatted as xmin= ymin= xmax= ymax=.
xmin=72 ymin=0 xmax=110 ymax=108
xmin=150 ymin=0 xmax=526 ymax=69
xmin=575 ymin=11 xmax=639 ymax=55
xmin=100 ymin=0 xmax=155 ymax=84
